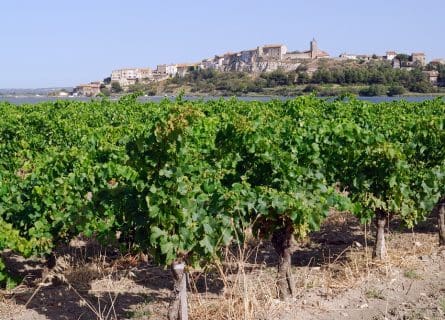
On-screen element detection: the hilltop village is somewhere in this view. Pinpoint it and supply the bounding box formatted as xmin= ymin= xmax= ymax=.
xmin=74 ymin=40 xmax=445 ymax=96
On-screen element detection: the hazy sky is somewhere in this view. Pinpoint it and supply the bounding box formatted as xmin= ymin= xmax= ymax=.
xmin=1 ymin=0 xmax=444 ymax=88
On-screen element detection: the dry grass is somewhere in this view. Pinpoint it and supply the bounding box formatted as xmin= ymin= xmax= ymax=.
xmin=1 ymin=211 xmax=441 ymax=320
xmin=16 ymin=245 xmax=125 ymax=320
xmin=188 ymin=241 xmax=284 ymax=320
xmin=186 ymin=212 xmax=439 ymax=320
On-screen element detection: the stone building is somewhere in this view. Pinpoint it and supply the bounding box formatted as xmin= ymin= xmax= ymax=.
xmin=240 ymin=49 xmax=259 ymax=64
xmin=139 ymin=68 xmax=153 ymax=80
xmin=411 ymin=53 xmax=426 ymax=66
xmin=156 ymin=64 xmax=178 ymax=76
xmin=339 ymin=53 xmax=358 ymax=60
xmin=97 ymin=39 xmax=336 ymax=85
xmin=175 ymin=63 xmax=199 ymax=77
xmin=423 ymin=70 xmax=439 ymax=84
xmin=283 ymin=39 xmax=329 ymax=60
xmin=386 ymin=51 xmax=397 ymax=60
xmin=215 ymin=55 xmax=225 ymax=68
xmin=74 ymin=82 xmax=101 ymax=96
xmin=197 ymin=39 xmax=331 ymax=74
xmin=111 ymin=68 xmax=153 ymax=86
xmin=431 ymin=59 xmax=445 ymax=65
xmin=201 ymin=58 xmax=218 ymax=69
xmin=258 ymin=44 xmax=287 ymax=59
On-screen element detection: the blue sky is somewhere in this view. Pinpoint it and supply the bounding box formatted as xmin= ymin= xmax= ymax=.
xmin=1 ymin=0 xmax=444 ymax=88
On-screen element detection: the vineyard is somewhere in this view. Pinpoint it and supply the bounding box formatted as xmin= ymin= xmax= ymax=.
xmin=0 ymin=94 xmax=444 ymax=319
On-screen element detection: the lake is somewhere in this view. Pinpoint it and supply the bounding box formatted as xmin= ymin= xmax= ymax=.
xmin=0 ymin=95 xmax=443 ymax=105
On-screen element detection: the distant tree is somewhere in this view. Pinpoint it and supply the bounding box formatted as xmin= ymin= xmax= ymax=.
xmin=128 ymin=82 xmax=148 ymax=93
xmin=409 ymin=81 xmax=434 ymax=93
xmin=296 ymin=72 xmax=310 ymax=84
xmin=409 ymin=68 xmax=428 ymax=83
xmin=368 ymin=70 xmax=386 ymax=84
xmin=111 ymin=81 xmax=123 ymax=93
xmin=253 ymin=77 xmax=268 ymax=89
xmin=359 ymin=84 xmax=387 ymax=96
xmin=100 ymin=87 xmax=111 ymax=97
xmin=438 ymin=65 xmax=445 ymax=86
xmin=303 ymin=84 xmax=319 ymax=93
xmin=200 ymin=69 xmax=217 ymax=80
xmin=312 ymin=68 xmax=333 ymax=84
xmin=331 ymin=69 xmax=345 ymax=84
xmin=146 ymin=84 xmax=158 ymax=96
xmin=387 ymin=85 xmax=406 ymax=96
xmin=169 ymin=75 xmax=182 ymax=85
xmin=262 ymin=70 xmax=291 ymax=87
xmin=395 ymin=53 xmax=411 ymax=62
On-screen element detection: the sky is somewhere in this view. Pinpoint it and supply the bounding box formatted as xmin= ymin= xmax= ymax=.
xmin=1 ymin=0 xmax=444 ymax=88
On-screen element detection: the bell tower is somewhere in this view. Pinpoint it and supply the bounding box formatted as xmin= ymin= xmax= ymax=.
xmin=310 ymin=38 xmax=318 ymax=59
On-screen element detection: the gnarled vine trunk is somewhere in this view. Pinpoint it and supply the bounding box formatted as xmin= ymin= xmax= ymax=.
xmin=271 ymin=221 xmax=295 ymax=299
xmin=373 ymin=209 xmax=387 ymax=260
xmin=168 ymin=261 xmax=188 ymax=320
xmin=437 ymin=196 xmax=445 ymax=246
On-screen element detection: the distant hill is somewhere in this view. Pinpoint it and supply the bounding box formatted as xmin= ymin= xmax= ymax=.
xmin=0 ymin=87 xmax=73 ymax=96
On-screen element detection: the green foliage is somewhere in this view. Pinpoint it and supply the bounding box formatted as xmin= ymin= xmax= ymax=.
xmin=395 ymin=53 xmax=411 ymax=62
xmin=0 ymin=96 xmax=444 ymax=286
xmin=359 ymin=84 xmax=387 ymax=96
xmin=296 ymin=72 xmax=310 ymax=84
xmin=409 ymin=80 xmax=434 ymax=93
xmin=111 ymin=81 xmax=123 ymax=93
xmin=303 ymin=84 xmax=319 ymax=93
xmin=163 ymin=60 xmax=438 ymax=96
xmin=260 ymin=69 xmax=293 ymax=86
xmin=387 ymin=85 xmax=406 ymax=96
xmin=100 ymin=87 xmax=111 ymax=97
xmin=128 ymin=82 xmax=150 ymax=93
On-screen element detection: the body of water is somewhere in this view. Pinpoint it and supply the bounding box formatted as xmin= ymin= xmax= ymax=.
xmin=0 ymin=95 xmax=443 ymax=105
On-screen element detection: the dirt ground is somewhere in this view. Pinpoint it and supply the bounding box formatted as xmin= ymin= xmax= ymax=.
xmin=0 ymin=212 xmax=444 ymax=320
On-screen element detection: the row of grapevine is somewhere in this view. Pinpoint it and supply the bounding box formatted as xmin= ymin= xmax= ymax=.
xmin=0 ymin=95 xmax=444 ymax=318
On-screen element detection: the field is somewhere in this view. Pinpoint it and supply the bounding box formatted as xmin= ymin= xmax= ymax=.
xmin=0 ymin=94 xmax=444 ymax=319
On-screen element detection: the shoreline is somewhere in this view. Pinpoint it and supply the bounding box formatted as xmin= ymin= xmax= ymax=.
xmin=1 ymin=93 xmax=444 ymax=106
xmin=2 ymin=91 xmax=445 ymax=99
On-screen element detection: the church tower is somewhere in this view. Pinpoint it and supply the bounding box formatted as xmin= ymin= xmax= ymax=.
xmin=310 ymin=38 xmax=318 ymax=59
